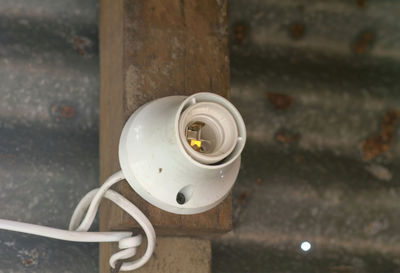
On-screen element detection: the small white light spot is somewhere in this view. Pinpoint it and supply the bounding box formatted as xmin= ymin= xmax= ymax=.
xmin=300 ymin=241 xmax=311 ymax=252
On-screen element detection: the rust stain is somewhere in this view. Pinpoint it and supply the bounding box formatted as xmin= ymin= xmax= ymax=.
xmin=364 ymin=219 xmax=388 ymax=236
xmin=233 ymin=23 xmax=247 ymax=44
xmin=290 ymin=189 xmax=318 ymax=201
xmin=289 ymin=23 xmax=305 ymax=40
xmin=73 ymin=36 xmax=91 ymax=57
xmin=237 ymin=192 xmax=250 ymax=204
xmin=330 ymin=265 xmax=354 ymax=273
xmin=276 ymin=131 xmax=300 ymax=144
xmin=51 ymin=104 xmax=77 ymax=120
xmin=256 ymin=178 xmax=262 ymax=185
xmin=356 ymin=0 xmax=366 ymax=8
xmin=22 ymin=259 xmax=34 ymax=267
xmin=266 ymin=92 xmax=294 ymax=110
xmin=51 ymin=105 xmax=58 ymax=115
xmin=0 ymin=153 xmax=16 ymax=159
xmin=76 ymin=48 xmax=86 ymax=56
xmin=353 ymin=32 xmax=373 ymax=55
xmin=297 ymin=5 xmax=305 ymax=12
xmin=60 ymin=105 xmax=76 ymax=119
xmin=361 ymin=109 xmax=399 ymax=160
xmin=294 ymin=154 xmax=305 ymax=163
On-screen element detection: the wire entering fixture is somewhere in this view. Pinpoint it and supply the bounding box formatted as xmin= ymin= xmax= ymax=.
xmin=0 ymin=171 xmax=156 ymax=272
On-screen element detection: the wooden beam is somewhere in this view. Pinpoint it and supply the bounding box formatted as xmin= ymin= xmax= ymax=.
xmin=106 ymin=237 xmax=212 ymax=273
xmin=99 ymin=0 xmax=229 ymax=272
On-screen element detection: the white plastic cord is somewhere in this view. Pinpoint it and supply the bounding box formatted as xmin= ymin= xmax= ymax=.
xmin=0 ymin=170 xmax=156 ymax=272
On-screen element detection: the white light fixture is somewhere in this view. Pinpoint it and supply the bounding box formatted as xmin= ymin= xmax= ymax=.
xmin=0 ymin=92 xmax=246 ymax=271
xmin=119 ymin=92 xmax=246 ymax=214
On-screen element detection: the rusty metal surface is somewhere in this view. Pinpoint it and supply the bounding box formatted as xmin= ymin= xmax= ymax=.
xmin=1 ymin=0 xmax=400 ymax=272
xmin=0 ymin=0 xmax=99 ymax=272
xmin=213 ymin=0 xmax=400 ymax=272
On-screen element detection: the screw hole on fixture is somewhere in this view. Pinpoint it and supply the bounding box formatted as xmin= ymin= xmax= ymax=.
xmin=176 ymin=192 xmax=186 ymax=205
xmin=176 ymin=185 xmax=194 ymax=205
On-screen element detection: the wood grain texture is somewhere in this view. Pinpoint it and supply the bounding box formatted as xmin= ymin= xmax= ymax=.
xmin=99 ymin=0 xmax=230 ymax=272
xmin=99 ymin=0 xmax=124 ymax=272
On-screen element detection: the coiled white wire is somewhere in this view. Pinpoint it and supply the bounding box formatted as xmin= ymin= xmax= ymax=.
xmin=0 ymin=171 xmax=156 ymax=271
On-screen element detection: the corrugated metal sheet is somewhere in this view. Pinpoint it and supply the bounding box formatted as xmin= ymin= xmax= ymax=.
xmin=0 ymin=0 xmax=399 ymax=272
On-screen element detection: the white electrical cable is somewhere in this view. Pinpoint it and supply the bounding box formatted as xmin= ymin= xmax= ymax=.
xmin=0 ymin=170 xmax=156 ymax=272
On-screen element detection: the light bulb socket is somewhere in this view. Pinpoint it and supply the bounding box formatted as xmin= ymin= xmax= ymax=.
xmin=119 ymin=92 xmax=246 ymax=214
